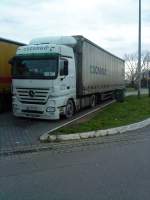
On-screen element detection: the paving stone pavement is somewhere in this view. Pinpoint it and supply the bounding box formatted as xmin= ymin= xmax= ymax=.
xmin=0 ymin=112 xmax=60 ymax=154
xmin=0 ymin=100 xmax=114 ymax=155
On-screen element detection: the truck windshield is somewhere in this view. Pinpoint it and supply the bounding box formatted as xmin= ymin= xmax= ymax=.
xmin=12 ymin=58 xmax=58 ymax=79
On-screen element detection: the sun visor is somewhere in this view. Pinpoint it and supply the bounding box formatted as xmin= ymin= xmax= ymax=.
xmin=30 ymin=36 xmax=77 ymax=47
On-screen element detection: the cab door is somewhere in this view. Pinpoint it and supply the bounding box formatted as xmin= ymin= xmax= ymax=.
xmin=59 ymin=58 xmax=70 ymax=95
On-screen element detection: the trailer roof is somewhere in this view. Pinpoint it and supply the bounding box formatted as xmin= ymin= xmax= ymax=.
xmin=73 ymin=35 xmax=125 ymax=62
xmin=0 ymin=37 xmax=25 ymax=46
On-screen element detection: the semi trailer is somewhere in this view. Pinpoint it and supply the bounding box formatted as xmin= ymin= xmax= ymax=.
xmin=0 ymin=38 xmax=24 ymax=112
xmin=10 ymin=36 xmax=125 ymax=119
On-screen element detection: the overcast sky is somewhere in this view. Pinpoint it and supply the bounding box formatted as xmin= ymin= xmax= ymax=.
xmin=0 ymin=0 xmax=150 ymax=58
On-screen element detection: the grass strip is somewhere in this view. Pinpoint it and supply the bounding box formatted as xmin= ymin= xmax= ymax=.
xmin=55 ymin=95 xmax=150 ymax=134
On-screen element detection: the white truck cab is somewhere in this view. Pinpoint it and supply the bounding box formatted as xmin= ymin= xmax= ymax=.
xmin=11 ymin=37 xmax=77 ymax=119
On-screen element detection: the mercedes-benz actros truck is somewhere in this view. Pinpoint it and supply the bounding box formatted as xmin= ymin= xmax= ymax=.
xmin=10 ymin=36 xmax=125 ymax=120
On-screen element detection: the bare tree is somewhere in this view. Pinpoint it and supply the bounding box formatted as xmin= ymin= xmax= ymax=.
xmin=124 ymin=51 xmax=150 ymax=87
xmin=124 ymin=53 xmax=137 ymax=87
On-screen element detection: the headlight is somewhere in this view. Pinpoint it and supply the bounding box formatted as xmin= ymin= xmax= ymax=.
xmin=46 ymin=107 xmax=55 ymax=112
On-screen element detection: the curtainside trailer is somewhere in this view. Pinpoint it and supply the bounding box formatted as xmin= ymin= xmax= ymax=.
xmin=10 ymin=35 xmax=125 ymax=119
xmin=0 ymin=38 xmax=25 ymax=112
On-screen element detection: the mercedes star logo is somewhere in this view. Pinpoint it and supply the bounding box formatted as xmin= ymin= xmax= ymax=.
xmin=29 ymin=90 xmax=35 ymax=97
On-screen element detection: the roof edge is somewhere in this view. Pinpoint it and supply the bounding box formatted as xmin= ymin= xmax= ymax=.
xmin=73 ymin=35 xmax=125 ymax=62
xmin=0 ymin=37 xmax=25 ymax=46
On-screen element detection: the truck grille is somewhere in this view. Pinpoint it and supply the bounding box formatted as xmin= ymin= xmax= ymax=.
xmin=16 ymin=87 xmax=49 ymax=105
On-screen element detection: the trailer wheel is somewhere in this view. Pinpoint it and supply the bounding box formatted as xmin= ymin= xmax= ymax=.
xmin=90 ymin=95 xmax=96 ymax=108
xmin=65 ymin=99 xmax=74 ymax=119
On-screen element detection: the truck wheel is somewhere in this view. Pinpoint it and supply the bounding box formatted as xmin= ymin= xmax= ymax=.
xmin=65 ymin=99 xmax=74 ymax=119
xmin=90 ymin=95 xmax=96 ymax=108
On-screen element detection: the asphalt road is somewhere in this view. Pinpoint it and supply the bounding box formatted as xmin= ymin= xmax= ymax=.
xmin=1 ymin=125 xmax=150 ymax=200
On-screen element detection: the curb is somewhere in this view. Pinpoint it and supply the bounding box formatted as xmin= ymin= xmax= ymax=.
xmin=40 ymin=118 xmax=150 ymax=143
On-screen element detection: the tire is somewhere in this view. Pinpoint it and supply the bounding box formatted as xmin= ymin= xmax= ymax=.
xmin=90 ymin=95 xmax=96 ymax=108
xmin=65 ymin=99 xmax=74 ymax=119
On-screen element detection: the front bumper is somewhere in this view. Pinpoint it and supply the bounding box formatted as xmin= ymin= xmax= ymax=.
xmin=12 ymin=100 xmax=62 ymax=120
